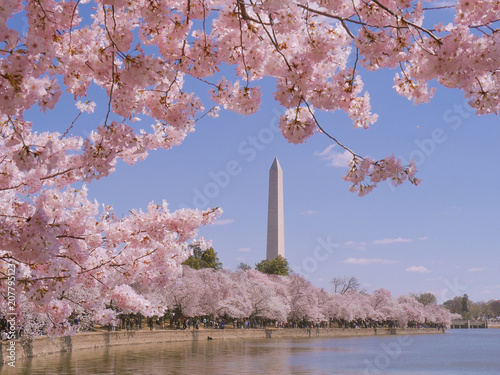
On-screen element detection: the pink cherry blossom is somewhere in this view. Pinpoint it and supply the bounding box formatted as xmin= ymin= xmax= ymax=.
xmin=1 ymin=0 xmax=493 ymax=334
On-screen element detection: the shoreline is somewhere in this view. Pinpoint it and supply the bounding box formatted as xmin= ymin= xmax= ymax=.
xmin=0 ymin=327 xmax=444 ymax=363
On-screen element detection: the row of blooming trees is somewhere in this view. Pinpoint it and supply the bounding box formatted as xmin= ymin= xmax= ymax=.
xmin=160 ymin=268 xmax=456 ymax=328
xmin=1 ymin=0 xmax=496 ymax=336
xmin=14 ymin=268 xmax=456 ymax=337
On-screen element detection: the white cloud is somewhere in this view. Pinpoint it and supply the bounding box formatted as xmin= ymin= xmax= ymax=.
xmin=340 ymin=241 xmax=367 ymax=251
xmin=373 ymin=237 xmax=412 ymax=245
xmin=406 ymin=265 xmax=431 ymax=273
xmin=314 ymin=144 xmax=352 ymax=168
xmin=238 ymin=247 xmax=251 ymax=252
xmin=357 ymin=242 xmax=368 ymax=251
xmin=417 ymin=236 xmax=429 ymax=241
xmin=301 ymin=210 xmax=319 ymax=215
xmin=343 ymin=258 xmax=399 ymax=265
xmin=467 ymin=267 xmax=487 ymax=272
xmin=213 ymin=219 xmax=234 ymax=225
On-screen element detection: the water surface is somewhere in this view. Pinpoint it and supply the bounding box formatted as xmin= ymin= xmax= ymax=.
xmin=3 ymin=329 xmax=499 ymax=374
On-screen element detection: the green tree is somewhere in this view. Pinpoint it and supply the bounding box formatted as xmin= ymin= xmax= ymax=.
xmin=182 ymin=246 xmax=222 ymax=270
xmin=236 ymin=262 xmax=252 ymax=271
xmin=410 ymin=292 xmax=437 ymax=306
xmin=488 ymin=300 xmax=500 ymax=317
xmin=444 ymin=297 xmax=499 ymax=320
xmin=443 ymin=296 xmax=462 ymax=314
xmin=255 ymin=255 xmax=291 ymax=276
xmin=461 ymin=294 xmax=470 ymax=319
xmin=469 ymin=301 xmax=487 ymax=319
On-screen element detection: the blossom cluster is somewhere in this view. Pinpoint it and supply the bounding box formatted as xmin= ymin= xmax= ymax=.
xmin=343 ymin=157 xmax=421 ymax=196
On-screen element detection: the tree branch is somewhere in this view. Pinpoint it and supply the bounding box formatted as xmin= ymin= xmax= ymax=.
xmin=302 ymin=98 xmax=362 ymax=159
xmin=370 ymin=0 xmax=442 ymax=45
xmin=296 ymin=4 xmax=356 ymax=39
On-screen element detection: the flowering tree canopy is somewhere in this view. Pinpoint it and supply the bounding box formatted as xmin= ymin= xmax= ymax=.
xmin=1 ymin=0 xmax=497 ymax=333
xmin=163 ymin=269 xmax=455 ymax=327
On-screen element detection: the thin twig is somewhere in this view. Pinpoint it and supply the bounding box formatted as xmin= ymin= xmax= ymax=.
xmin=237 ymin=0 xmax=271 ymax=25
xmin=370 ymin=0 xmax=442 ymax=44
xmin=56 ymin=235 xmax=86 ymax=240
xmin=302 ymin=98 xmax=363 ymax=159
xmin=422 ymin=5 xmax=456 ymax=10
xmin=68 ymin=0 xmax=81 ymax=48
xmin=40 ymin=168 xmax=74 ymax=181
xmin=34 ymin=0 xmax=54 ymax=24
xmin=349 ymin=48 xmax=359 ymax=92
xmin=195 ymin=106 xmax=219 ymax=123
xmin=103 ymin=6 xmax=117 ymax=126
xmin=297 ymin=4 xmax=356 ymax=39
xmin=252 ymin=10 xmax=293 ymax=71
xmin=237 ymin=5 xmax=251 ymax=85
xmin=60 ymin=111 xmax=82 ymax=139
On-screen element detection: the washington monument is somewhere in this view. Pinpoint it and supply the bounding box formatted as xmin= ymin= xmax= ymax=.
xmin=266 ymin=157 xmax=285 ymax=261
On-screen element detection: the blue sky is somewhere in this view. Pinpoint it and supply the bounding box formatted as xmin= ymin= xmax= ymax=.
xmin=15 ymin=3 xmax=499 ymax=303
xmin=64 ymin=65 xmax=500 ymax=304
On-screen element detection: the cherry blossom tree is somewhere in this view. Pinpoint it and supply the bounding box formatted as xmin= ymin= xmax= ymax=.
xmin=217 ymin=270 xmax=250 ymax=319
xmin=236 ymin=270 xmax=289 ymax=321
xmin=424 ymin=303 xmax=459 ymax=328
xmin=370 ymin=288 xmax=403 ymax=323
xmin=316 ymin=287 xmax=336 ymax=323
xmin=329 ymin=291 xmax=373 ymax=324
xmin=346 ymin=291 xmax=375 ymax=323
xmin=397 ymin=294 xmax=426 ymax=327
xmin=163 ymin=267 xmax=247 ymax=319
xmin=286 ymin=274 xmax=325 ymax=323
xmin=2 ymin=0 xmax=492 ymax=334
xmin=38 ymin=266 xmax=461 ymax=332
xmin=187 ymin=268 xmax=233 ymax=317
xmin=163 ymin=266 xmax=208 ymax=318
xmin=16 ymin=294 xmax=51 ymax=338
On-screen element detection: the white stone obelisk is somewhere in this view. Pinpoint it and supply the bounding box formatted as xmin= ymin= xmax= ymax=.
xmin=266 ymin=157 xmax=285 ymax=261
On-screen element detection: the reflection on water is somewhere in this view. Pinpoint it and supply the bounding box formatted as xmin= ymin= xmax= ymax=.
xmin=2 ymin=330 xmax=500 ymax=375
xmin=7 ymin=339 xmax=302 ymax=375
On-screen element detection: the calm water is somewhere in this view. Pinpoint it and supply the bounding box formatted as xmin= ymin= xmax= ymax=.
xmin=2 ymin=329 xmax=499 ymax=374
